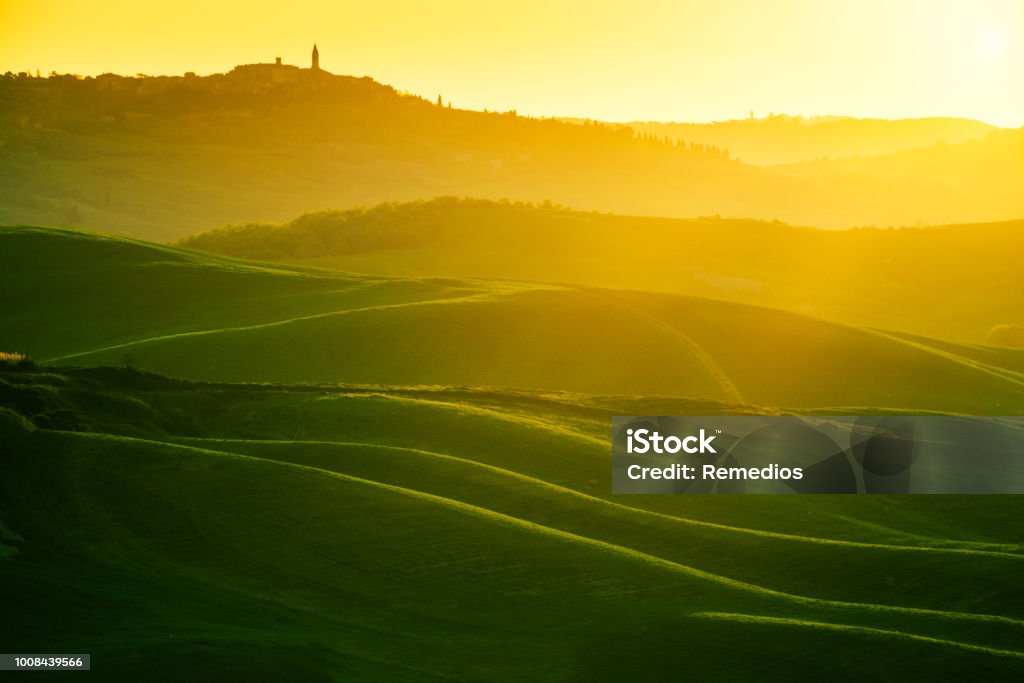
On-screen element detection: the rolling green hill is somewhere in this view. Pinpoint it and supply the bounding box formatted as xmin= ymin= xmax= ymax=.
xmin=5 ymin=225 xmax=1024 ymax=411
xmin=177 ymin=199 xmax=1024 ymax=345
xmin=3 ymin=367 xmax=1024 ymax=680
xmin=4 ymin=225 xmax=1024 ymax=679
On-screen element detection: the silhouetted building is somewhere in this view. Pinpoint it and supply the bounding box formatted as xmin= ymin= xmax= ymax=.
xmin=229 ymin=45 xmax=326 ymax=85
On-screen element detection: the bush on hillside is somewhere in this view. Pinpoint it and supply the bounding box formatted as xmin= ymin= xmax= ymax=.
xmin=176 ymin=197 xmax=567 ymax=260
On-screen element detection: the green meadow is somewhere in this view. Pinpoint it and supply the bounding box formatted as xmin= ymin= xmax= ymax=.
xmin=3 ymin=225 xmax=1024 ymax=679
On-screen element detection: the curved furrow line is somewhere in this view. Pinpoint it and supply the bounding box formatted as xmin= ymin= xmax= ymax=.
xmin=317 ymin=393 xmax=609 ymax=448
xmin=43 ymin=291 xmax=496 ymax=363
xmin=94 ymin=433 xmax=1024 ymax=634
xmin=180 ymin=436 xmax=1024 ymax=558
xmin=692 ymin=611 xmax=1024 ymax=660
xmin=867 ymin=329 xmax=1024 ymax=390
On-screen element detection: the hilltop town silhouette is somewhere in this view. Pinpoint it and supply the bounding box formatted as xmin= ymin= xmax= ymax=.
xmin=228 ymin=44 xmax=328 ymax=83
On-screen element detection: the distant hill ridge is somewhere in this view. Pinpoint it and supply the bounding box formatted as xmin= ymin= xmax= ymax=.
xmin=622 ymin=115 xmax=998 ymax=165
xmin=1 ymin=70 xmax=1022 ymax=237
xmin=176 ymin=198 xmax=1024 ymax=345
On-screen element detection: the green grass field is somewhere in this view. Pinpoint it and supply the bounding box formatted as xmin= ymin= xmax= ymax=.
xmin=3 ymin=226 xmax=1024 ymax=679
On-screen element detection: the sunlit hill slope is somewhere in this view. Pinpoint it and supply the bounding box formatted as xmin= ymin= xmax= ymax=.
xmin=177 ymin=198 xmax=1024 ymax=346
xmin=4 ymin=225 xmax=1024 ymax=413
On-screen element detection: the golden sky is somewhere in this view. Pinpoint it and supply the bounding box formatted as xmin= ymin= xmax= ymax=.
xmin=2 ymin=0 xmax=1021 ymax=126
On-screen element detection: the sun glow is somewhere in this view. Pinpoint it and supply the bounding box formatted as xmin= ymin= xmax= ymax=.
xmin=975 ymin=26 xmax=1009 ymax=59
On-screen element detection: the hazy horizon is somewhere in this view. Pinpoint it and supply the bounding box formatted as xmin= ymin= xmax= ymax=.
xmin=15 ymin=64 xmax=1017 ymax=130
xmin=3 ymin=0 xmax=1022 ymax=127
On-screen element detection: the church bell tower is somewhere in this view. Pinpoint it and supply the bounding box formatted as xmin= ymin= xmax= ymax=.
xmin=311 ymin=44 xmax=320 ymax=71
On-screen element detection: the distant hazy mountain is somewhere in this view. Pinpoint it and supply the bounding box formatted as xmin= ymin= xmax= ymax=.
xmin=0 ymin=72 xmax=1020 ymax=238
xmin=0 ymin=70 xmax=764 ymax=240
xmin=623 ymin=115 xmax=997 ymax=165
xmin=775 ymin=127 xmax=1024 ymax=203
